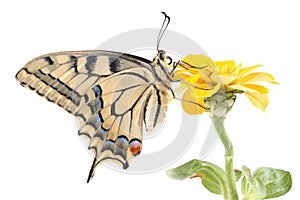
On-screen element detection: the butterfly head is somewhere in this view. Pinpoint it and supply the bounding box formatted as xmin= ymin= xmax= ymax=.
xmin=155 ymin=50 xmax=172 ymax=65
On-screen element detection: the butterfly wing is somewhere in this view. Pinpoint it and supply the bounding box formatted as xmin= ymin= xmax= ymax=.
xmin=16 ymin=50 xmax=153 ymax=113
xmin=16 ymin=51 xmax=166 ymax=177
xmin=16 ymin=50 xmax=174 ymax=181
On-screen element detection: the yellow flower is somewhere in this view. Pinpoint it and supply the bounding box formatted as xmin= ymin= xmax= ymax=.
xmin=174 ymin=54 xmax=278 ymax=114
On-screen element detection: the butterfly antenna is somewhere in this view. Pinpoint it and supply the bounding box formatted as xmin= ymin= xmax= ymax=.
xmin=87 ymin=158 xmax=97 ymax=183
xmin=157 ymin=12 xmax=170 ymax=51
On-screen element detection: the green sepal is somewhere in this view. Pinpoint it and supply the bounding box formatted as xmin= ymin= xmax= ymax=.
xmin=166 ymin=159 xmax=226 ymax=195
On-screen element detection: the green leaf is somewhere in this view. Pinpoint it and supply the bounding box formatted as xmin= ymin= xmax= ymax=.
xmin=241 ymin=166 xmax=266 ymax=200
xmin=166 ymin=159 xmax=226 ymax=195
xmin=253 ymin=167 xmax=292 ymax=199
xmin=166 ymin=159 xmax=202 ymax=180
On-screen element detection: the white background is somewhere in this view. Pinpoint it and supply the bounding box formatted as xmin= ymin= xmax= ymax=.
xmin=1 ymin=0 xmax=299 ymax=199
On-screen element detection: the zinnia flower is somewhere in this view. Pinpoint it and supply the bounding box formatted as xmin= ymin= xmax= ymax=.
xmin=173 ymin=54 xmax=278 ymax=115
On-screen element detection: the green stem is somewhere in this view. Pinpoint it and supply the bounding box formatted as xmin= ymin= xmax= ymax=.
xmin=212 ymin=117 xmax=239 ymax=200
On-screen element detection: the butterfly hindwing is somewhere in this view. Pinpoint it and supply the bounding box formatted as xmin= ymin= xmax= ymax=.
xmin=79 ymin=70 xmax=156 ymax=171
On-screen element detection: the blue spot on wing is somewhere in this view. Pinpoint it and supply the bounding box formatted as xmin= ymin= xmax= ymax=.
xmin=117 ymin=136 xmax=129 ymax=144
xmin=106 ymin=140 xmax=114 ymax=145
xmin=93 ymin=85 xmax=102 ymax=97
xmin=97 ymin=114 xmax=102 ymax=123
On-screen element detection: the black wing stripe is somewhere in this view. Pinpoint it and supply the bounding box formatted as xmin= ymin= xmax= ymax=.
xmin=143 ymin=92 xmax=153 ymax=129
xmin=153 ymin=86 xmax=162 ymax=128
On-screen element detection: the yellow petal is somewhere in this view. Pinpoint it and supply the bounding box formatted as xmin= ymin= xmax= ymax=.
xmin=181 ymin=88 xmax=205 ymax=115
xmin=229 ymin=83 xmax=269 ymax=94
xmin=237 ymin=72 xmax=278 ymax=84
xmin=215 ymin=60 xmax=235 ymax=67
xmin=185 ymin=73 xmax=201 ymax=84
xmin=233 ymin=62 xmax=243 ymax=76
xmin=238 ymin=65 xmax=263 ymax=76
xmin=214 ymin=60 xmax=236 ymax=74
xmin=244 ymin=92 xmax=269 ymax=111
xmin=182 ymin=54 xmax=215 ymax=70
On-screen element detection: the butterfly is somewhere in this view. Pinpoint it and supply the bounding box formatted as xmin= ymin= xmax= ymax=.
xmin=15 ymin=12 xmax=192 ymax=182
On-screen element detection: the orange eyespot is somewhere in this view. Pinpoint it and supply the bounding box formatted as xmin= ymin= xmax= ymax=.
xmin=129 ymin=140 xmax=142 ymax=155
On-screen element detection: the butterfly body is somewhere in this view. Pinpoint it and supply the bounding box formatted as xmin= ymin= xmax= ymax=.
xmin=16 ymin=50 xmax=174 ymax=181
